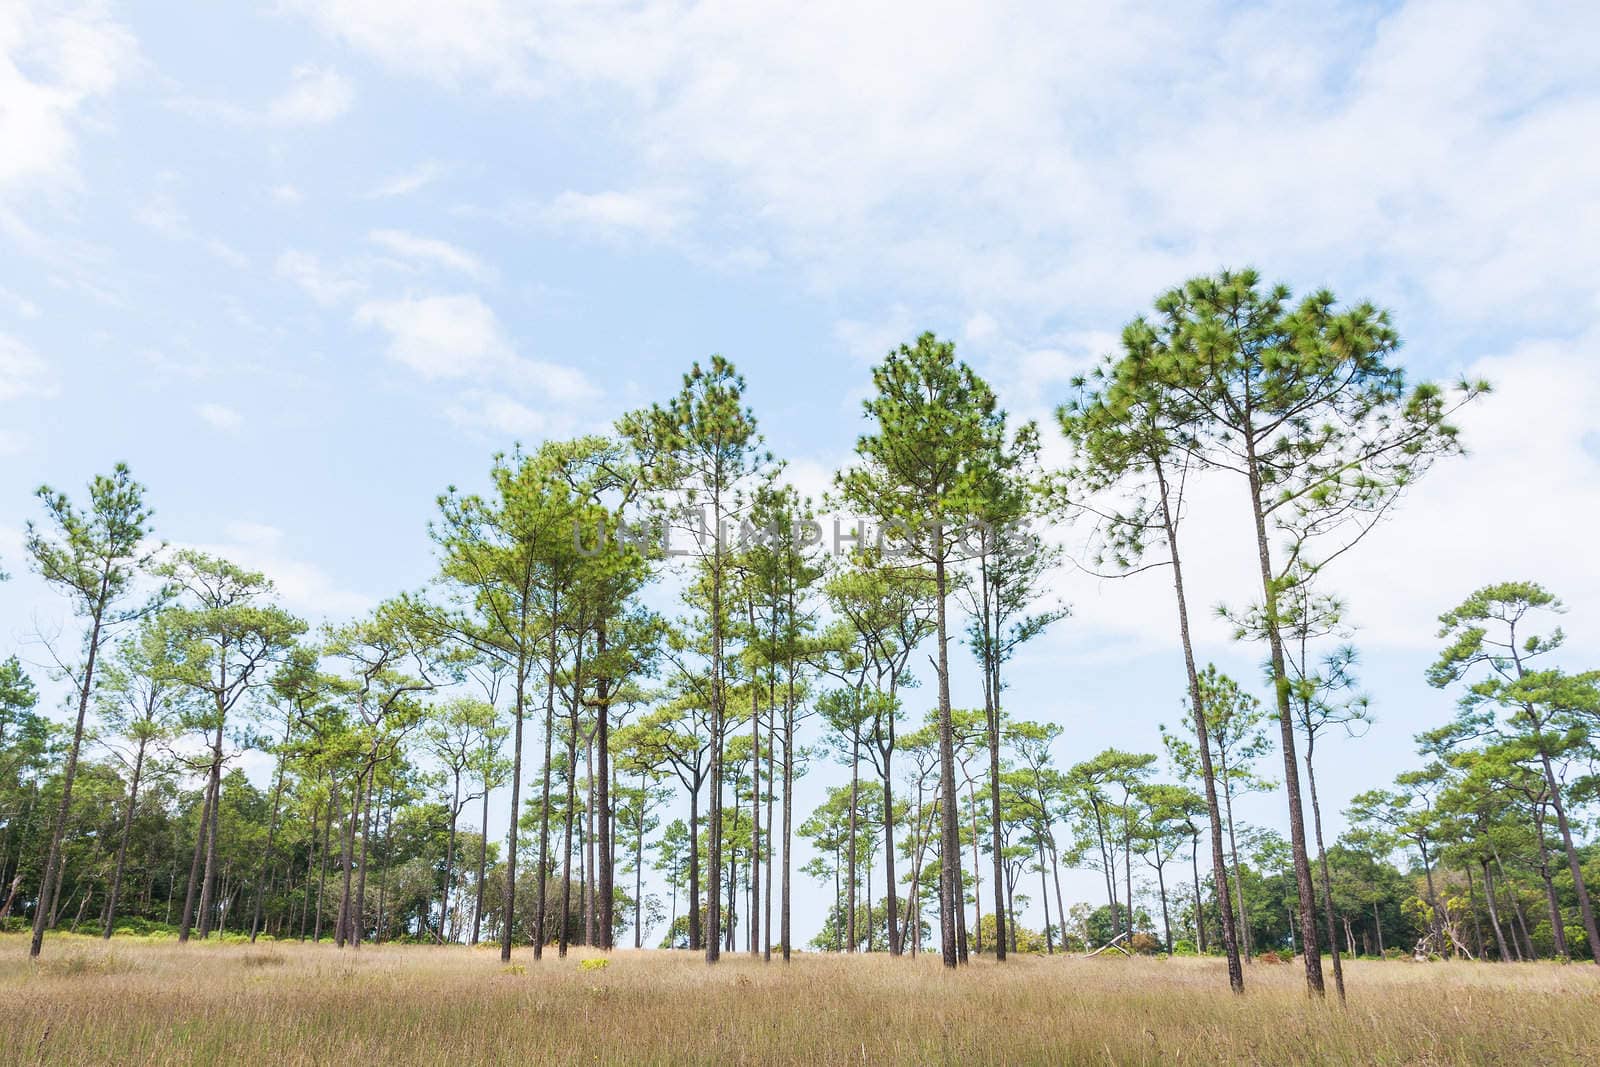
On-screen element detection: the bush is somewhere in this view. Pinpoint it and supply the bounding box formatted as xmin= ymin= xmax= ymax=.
xmin=1129 ymin=932 xmax=1161 ymax=955
xmin=1256 ymin=950 xmax=1284 ymax=964
xmin=1170 ymin=939 xmax=1198 ymax=956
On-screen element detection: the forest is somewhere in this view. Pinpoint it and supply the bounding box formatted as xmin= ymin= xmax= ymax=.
xmin=4 ymin=270 xmax=1599 ymax=1063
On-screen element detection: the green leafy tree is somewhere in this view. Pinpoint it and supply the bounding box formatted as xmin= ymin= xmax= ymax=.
xmin=1146 ymin=269 xmax=1483 ymax=994
xmin=1427 ymin=581 xmax=1600 ymax=964
xmin=622 ymin=356 xmax=768 ymax=964
xmin=95 ymin=615 xmax=189 ymax=938
xmin=159 ymin=550 xmax=304 ymax=943
xmin=26 ymin=464 xmax=160 ymax=958
xmin=837 ymin=332 xmax=1007 ymax=968
xmin=1162 ymin=666 xmax=1275 ymax=960
xmin=1058 ymin=327 xmax=1247 ymax=989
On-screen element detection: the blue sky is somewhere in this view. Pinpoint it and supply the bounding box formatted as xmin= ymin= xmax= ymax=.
xmin=3 ymin=0 xmax=1599 ymax=946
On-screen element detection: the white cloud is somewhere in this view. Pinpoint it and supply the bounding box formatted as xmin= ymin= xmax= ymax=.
xmin=136 ymin=185 xmax=249 ymax=267
xmin=0 ymin=332 xmax=56 ymax=401
xmin=366 ymin=160 xmax=450 ymax=198
xmin=267 ymin=64 xmax=354 ymax=124
xmin=276 ymin=249 xmax=366 ymax=306
xmin=0 ymin=0 xmax=137 ymax=201
xmin=187 ymin=521 xmax=374 ymax=620
xmin=269 ymin=183 xmax=302 ymax=205
xmin=196 ymin=402 xmax=243 ymax=432
xmin=834 ymin=305 xmax=918 ymax=364
xmin=445 ymin=390 xmax=548 ymax=437
xmin=353 ymin=291 xmax=598 ymax=398
xmin=353 ymin=292 xmax=511 ymax=379
xmin=288 ymin=1 xmax=1600 ymax=330
xmin=0 ymin=285 xmax=40 ymax=318
xmin=283 ymin=0 xmax=540 ymax=94
xmin=369 ymin=228 xmax=488 ymax=279
xmin=540 ymin=188 xmax=690 ymax=241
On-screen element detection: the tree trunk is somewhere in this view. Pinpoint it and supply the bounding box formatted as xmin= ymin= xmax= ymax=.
xmin=440 ymin=773 xmax=460 ymax=943
xmin=1304 ymin=745 xmax=1345 ymax=1002
xmin=1243 ymin=453 xmax=1323 ymax=995
xmin=1537 ymin=749 xmax=1600 ymax=964
xmin=531 ymin=626 xmax=560 ymax=959
xmin=250 ymin=720 xmax=292 ymax=943
xmin=933 ymin=551 xmax=963 ymax=968
xmin=472 ymin=781 xmax=490 ymax=945
xmin=503 ymin=645 xmax=530 ymax=963
xmin=29 ymin=588 xmax=107 ymax=959
xmin=102 ymin=738 xmax=148 ymax=939
xmin=1155 ymin=468 xmax=1242 ymax=991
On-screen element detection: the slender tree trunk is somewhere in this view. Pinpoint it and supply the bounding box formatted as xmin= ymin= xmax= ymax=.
xmin=764 ymin=674 xmax=776 ymax=961
xmin=980 ymin=551 xmax=1008 ymax=963
xmin=560 ymin=647 xmax=582 ymax=958
xmin=1221 ymin=774 xmax=1251 ymax=961
xmin=846 ymin=728 xmax=859 ymax=953
xmin=595 ymin=627 xmax=614 ymax=951
xmin=196 ymin=728 xmax=225 ymax=939
xmin=29 ymin=590 xmax=107 ymax=959
xmin=1037 ymin=839 xmax=1054 ymax=953
xmin=102 ymin=739 xmax=148 ymax=939
xmin=440 ymin=774 xmax=460 ymax=943
xmin=688 ymin=781 xmax=702 ymax=952
xmin=1304 ymin=745 xmax=1345 ymax=1002
xmin=1190 ymin=832 xmax=1207 ymax=953
xmin=1243 ymin=453 xmax=1323 ymax=994
xmin=882 ymin=767 xmax=900 ymax=955
xmin=1536 ymin=749 xmax=1600 ymax=964
xmin=1155 ymin=468 xmax=1242 ymax=990
xmin=313 ymin=792 xmax=333 ymax=942
xmin=352 ymin=769 xmax=375 ymax=948
xmin=933 ymin=551 xmax=963 ymax=969
xmin=584 ymin=729 xmax=596 ymax=947
xmin=250 ymin=720 xmax=292 ymax=943
xmin=472 ymin=780 xmax=490 ymax=945
xmin=748 ymin=660 xmax=761 ymax=957
xmin=503 ymin=648 xmax=530 ymax=963
xmin=1535 ymin=837 xmax=1568 ymax=960
xmin=781 ymin=688 xmax=794 ymax=962
xmin=335 ymin=782 xmax=357 ymax=946
xmin=178 ymin=757 xmax=214 ymax=944
xmin=533 ymin=625 xmax=558 ymax=960
xmin=706 ymin=508 xmax=725 ymax=968
xmin=967 ymin=783 xmax=982 ymax=954
xmin=1480 ymin=859 xmax=1509 ymax=961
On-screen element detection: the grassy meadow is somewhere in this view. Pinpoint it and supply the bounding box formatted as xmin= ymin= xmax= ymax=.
xmin=4 ymin=933 xmax=1599 ymax=1065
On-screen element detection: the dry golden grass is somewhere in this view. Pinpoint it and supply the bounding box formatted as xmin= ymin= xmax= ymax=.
xmin=4 ymin=933 xmax=1599 ymax=1065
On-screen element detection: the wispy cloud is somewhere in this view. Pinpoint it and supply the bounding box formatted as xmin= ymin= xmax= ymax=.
xmin=0 ymin=333 xmax=56 ymax=402
xmin=195 ymin=402 xmax=243 ymax=432
xmin=267 ymin=65 xmax=354 ymax=124
xmin=368 ymin=229 xmax=489 ymax=279
xmin=367 ymin=160 xmax=450 ymax=199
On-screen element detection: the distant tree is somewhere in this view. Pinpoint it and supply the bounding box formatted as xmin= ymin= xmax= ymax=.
xmin=96 ymin=616 xmax=187 ymax=938
xmin=1162 ymin=667 xmax=1274 ymax=960
xmin=159 ymin=550 xmax=304 ymax=943
xmin=1428 ymin=581 xmax=1600 ymax=965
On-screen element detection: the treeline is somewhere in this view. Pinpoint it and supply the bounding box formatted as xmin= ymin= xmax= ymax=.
xmin=6 ymin=269 xmax=1592 ymax=1000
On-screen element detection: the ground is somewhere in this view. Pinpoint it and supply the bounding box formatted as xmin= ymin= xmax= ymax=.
xmin=3 ymin=934 xmax=1599 ymax=1064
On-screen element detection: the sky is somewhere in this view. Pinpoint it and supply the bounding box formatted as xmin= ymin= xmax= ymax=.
xmin=2 ymin=0 xmax=1599 ymax=948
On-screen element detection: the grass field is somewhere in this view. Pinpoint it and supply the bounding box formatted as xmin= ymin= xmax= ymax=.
xmin=4 ymin=934 xmax=1599 ymax=1065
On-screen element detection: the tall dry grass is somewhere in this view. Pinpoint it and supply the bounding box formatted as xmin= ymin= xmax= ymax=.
xmin=3 ymin=933 xmax=1598 ymax=1064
